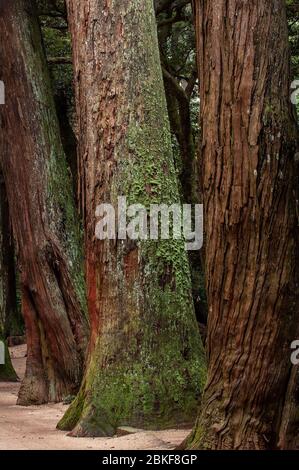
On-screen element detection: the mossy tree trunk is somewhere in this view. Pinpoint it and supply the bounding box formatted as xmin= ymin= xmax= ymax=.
xmin=186 ymin=0 xmax=299 ymax=450
xmin=0 ymin=172 xmax=18 ymax=382
xmin=58 ymin=0 xmax=206 ymax=437
xmin=0 ymin=0 xmax=89 ymax=404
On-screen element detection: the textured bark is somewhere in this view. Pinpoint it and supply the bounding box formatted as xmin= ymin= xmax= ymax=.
xmin=278 ymin=360 xmax=299 ymax=449
xmin=0 ymin=0 xmax=89 ymax=404
xmin=187 ymin=0 xmax=299 ymax=450
xmin=0 ymin=173 xmax=18 ymax=382
xmin=58 ymin=0 xmax=206 ymax=437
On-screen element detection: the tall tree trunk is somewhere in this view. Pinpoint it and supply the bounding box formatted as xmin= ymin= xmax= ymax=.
xmin=0 ymin=0 xmax=89 ymax=405
xmin=58 ymin=0 xmax=206 ymax=437
xmin=0 ymin=172 xmax=18 ymax=382
xmin=187 ymin=0 xmax=299 ymax=450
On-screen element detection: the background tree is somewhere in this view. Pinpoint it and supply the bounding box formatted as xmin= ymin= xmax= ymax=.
xmin=57 ymin=0 xmax=206 ymax=437
xmin=277 ymin=0 xmax=299 ymax=451
xmin=0 ymin=0 xmax=89 ymax=405
xmin=0 ymin=173 xmax=22 ymax=340
xmin=186 ymin=0 xmax=299 ymax=449
xmin=0 ymin=174 xmax=18 ymax=382
xmin=155 ymin=0 xmax=208 ymax=330
xmin=37 ymin=0 xmax=78 ymax=201
xmin=155 ymin=0 xmax=197 ymax=204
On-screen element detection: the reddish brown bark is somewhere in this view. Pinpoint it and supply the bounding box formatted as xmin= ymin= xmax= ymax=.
xmin=187 ymin=0 xmax=299 ymax=449
xmin=0 ymin=0 xmax=89 ymax=404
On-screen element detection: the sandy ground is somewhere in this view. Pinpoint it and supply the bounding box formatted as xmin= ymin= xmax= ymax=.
xmin=0 ymin=345 xmax=190 ymax=450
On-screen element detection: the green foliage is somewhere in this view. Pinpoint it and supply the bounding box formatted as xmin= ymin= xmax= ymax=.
xmin=287 ymin=1 xmax=299 ymax=116
xmin=287 ymin=3 xmax=299 ymax=73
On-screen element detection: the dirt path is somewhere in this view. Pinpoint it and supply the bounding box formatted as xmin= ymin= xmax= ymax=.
xmin=0 ymin=345 xmax=190 ymax=450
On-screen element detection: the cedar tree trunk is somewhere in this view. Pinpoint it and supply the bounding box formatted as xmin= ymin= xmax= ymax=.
xmin=187 ymin=0 xmax=299 ymax=450
xmin=58 ymin=0 xmax=206 ymax=437
xmin=0 ymin=0 xmax=89 ymax=404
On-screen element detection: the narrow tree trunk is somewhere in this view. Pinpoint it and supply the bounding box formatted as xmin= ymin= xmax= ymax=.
xmin=0 ymin=173 xmax=18 ymax=382
xmin=163 ymin=73 xmax=197 ymax=204
xmin=58 ymin=0 xmax=206 ymax=437
xmin=187 ymin=0 xmax=299 ymax=449
xmin=54 ymin=91 xmax=78 ymax=204
xmin=157 ymin=19 xmax=198 ymax=205
xmin=0 ymin=0 xmax=89 ymax=405
xmin=0 ymin=172 xmax=20 ymax=339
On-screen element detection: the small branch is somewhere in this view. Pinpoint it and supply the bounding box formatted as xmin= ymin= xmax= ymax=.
xmin=155 ymin=0 xmax=174 ymax=15
xmin=155 ymin=0 xmax=191 ymax=14
xmin=38 ymin=11 xmax=63 ymax=18
xmin=41 ymin=24 xmax=69 ymax=31
xmin=162 ymin=66 xmax=188 ymax=105
xmin=47 ymin=57 xmax=72 ymax=65
xmin=158 ymin=12 xmax=178 ymax=27
xmin=185 ymin=68 xmax=198 ymax=100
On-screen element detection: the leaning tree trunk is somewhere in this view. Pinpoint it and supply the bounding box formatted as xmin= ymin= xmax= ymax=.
xmin=0 ymin=172 xmax=18 ymax=382
xmin=0 ymin=0 xmax=89 ymax=405
xmin=186 ymin=0 xmax=299 ymax=450
xmin=57 ymin=0 xmax=206 ymax=437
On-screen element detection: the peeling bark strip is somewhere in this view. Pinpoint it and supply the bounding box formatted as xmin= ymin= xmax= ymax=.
xmin=0 ymin=0 xmax=89 ymax=404
xmin=187 ymin=0 xmax=299 ymax=449
xmin=58 ymin=0 xmax=206 ymax=436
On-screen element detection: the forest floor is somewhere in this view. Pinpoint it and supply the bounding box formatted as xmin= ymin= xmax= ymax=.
xmin=0 ymin=345 xmax=190 ymax=450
